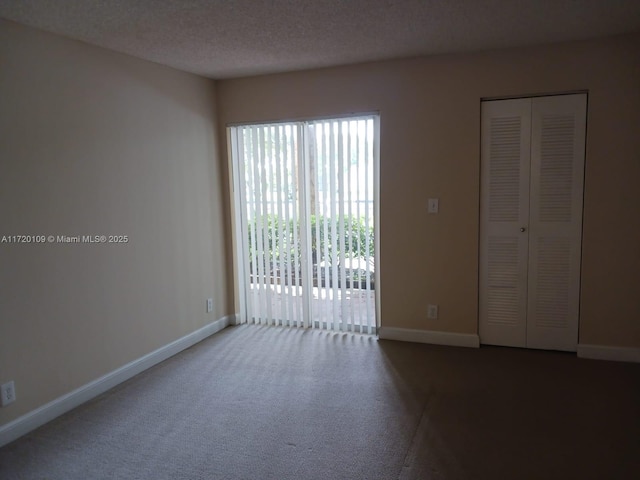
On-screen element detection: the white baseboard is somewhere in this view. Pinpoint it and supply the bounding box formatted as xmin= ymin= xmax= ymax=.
xmin=378 ymin=327 xmax=479 ymax=348
xmin=0 ymin=315 xmax=232 ymax=448
xmin=577 ymin=344 xmax=640 ymax=363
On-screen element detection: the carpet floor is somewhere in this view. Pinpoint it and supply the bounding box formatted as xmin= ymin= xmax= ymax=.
xmin=0 ymin=324 xmax=639 ymax=479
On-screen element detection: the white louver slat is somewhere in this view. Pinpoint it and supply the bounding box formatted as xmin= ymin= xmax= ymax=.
xmin=487 ymin=237 xmax=519 ymax=326
xmin=489 ymin=117 xmax=522 ymax=222
xmin=538 ymin=115 xmax=575 ymax=223
xmin=533 ymin=237 xmax=571 ymax=328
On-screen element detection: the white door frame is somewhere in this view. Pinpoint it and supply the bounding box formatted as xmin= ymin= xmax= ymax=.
xmin=228 ymin=114 xmax=381 ymax=333
xmin=479 ymin=93 xmax=587 ymax=351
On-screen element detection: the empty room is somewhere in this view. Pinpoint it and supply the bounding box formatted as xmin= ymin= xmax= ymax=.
xmin=1 ymin=1 xmax=639 ymax=479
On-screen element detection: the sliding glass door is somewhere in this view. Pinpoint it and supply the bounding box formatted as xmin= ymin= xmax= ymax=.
xmin=229 ymin=115 xmax=379 ymax=333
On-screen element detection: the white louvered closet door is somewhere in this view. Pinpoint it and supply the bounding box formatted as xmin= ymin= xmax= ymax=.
xmin=527 ymin=95 xmax=586 ymax=351
xmin=480 ymin=94 xmax=586 ymax=352
xmin=480 ymin=99 xmax=532 ymax=348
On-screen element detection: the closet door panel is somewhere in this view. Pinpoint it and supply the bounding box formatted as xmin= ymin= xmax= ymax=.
xmin=527 ymin=94 xmax=586 ymax=351
xmin=479 ymin=99 xmax=531 ymax=347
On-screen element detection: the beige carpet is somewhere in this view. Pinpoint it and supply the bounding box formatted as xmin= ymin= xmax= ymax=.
xmin=1 ymin=324 xmax=639 ymax=479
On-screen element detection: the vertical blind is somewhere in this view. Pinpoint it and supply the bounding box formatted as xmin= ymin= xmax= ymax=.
xmin=230 ymin=115 xmax=378 ymax=334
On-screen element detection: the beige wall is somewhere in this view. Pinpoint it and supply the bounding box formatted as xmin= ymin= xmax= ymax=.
xmin=217 ymin=33 xmax=640 ymax=348
xmin=0 ymin=20 xmax=227 ymax=425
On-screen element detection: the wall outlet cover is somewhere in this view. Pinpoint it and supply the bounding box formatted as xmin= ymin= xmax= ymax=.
xmin=427 ymin=304 xmax=439 ymax=319
xmin=1 ymin=381 xmax=16 ymax=407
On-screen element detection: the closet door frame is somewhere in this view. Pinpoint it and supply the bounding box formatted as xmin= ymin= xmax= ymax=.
xmin=479 ymin=92 xmax=587 ymax=352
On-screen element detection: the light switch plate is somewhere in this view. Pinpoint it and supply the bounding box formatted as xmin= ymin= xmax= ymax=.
xmin=428 ymin=198 xmax=439 ymax=214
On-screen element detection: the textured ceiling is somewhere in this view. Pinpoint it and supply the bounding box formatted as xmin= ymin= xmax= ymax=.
xmin=1 ymin=0 xmax=639 ymax=79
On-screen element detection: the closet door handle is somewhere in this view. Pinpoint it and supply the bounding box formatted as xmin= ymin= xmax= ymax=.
xmin=520 ymin=227 xmax=526 ymax=232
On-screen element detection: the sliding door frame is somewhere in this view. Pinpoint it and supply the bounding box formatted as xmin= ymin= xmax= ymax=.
xmin=227 ymin=113 xmax=381 ymax=332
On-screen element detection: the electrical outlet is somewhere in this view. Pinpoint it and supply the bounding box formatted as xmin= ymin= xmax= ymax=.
xmin=1 ymin=381 xmax=16 ymax=407
xmin=427 ymin=304 xmax=439 ymax=320
xmin=206 ymin=298 xmax=213 ymax=313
